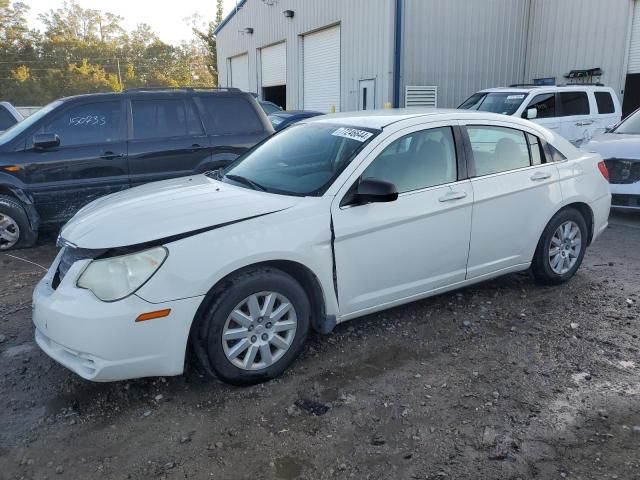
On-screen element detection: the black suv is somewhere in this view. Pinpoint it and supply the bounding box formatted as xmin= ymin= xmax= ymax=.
xmin=0 ymin=88 xmax=273 ymax=250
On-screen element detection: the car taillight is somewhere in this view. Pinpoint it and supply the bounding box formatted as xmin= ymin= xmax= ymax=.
xmin=598 ymin=161 xmax=609 ymax=181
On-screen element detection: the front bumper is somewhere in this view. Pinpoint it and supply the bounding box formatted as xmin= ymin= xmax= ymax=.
xmin=32 ymin=253 xmax=204 ymax=382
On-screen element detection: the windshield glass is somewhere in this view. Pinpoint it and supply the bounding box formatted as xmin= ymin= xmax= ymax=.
xmin=222 ymin=123 xmax=379 ymax=196
xmin=0 ymin=101 xmax=62 ymax=146
xmin=614 ymin=109 xmax=640 ymax=134
xmin=458 ymin=92 xmax=526 ymax=115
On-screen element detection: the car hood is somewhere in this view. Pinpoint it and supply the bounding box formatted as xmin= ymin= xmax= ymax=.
xmin=582 ymin=133 xmax=640 ymax=160
xmin=60 ymin=175 xmax=300 ymax=249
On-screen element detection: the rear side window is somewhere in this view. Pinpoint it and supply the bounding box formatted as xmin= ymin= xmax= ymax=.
xmin=197 ymin=96 xmax=263 ymax=135
xmin=467 ymin=126 xmax=530 ymax=176
xmin=527 ymin=133 xmax=544 ymax=166
xmin=595 ymin=92 xmax=615 ymax=114
xmin=132 ymin=99 xmax=202 ymax=140
xmin=0 ymin=106 xmax=17 ymax=130
xmin=525 ymin=93 xmax=556 ymax=118
xmin=40 ymin=101 xmax=121 ymax=147
xmin=559 ymin=92 xmax=590 ymax=116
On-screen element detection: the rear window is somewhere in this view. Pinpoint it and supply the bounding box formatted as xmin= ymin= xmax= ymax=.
xmin=595 ymin=92 xmax=615 ymax=114
xmin=0 ymin=106 xmax=17 ymax=130
xmin=559 ymin=92 xmax=590 ymax=116
xmin=197 ymin=96 xmax=263 ymax=135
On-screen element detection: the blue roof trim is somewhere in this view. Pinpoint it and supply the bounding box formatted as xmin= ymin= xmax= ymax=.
xmin=214 ymin=0 xmax=248 ymax=35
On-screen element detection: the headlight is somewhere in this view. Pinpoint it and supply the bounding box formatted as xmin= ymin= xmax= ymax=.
xmin=77 ymin=247 xmax=168 ymax=302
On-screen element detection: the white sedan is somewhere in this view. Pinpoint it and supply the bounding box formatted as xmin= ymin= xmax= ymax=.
xmin=32 ymin=110 xmax=611 ymax=385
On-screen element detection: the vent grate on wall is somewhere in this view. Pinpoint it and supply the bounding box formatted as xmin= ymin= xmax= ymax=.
xmin=405 ymin=86 xmax=438 ymax=107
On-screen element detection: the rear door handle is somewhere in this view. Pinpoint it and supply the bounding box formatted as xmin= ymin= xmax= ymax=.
xmin=190 ymin=144 xmax=207 ymax=152
xmin=101 ymin=151 xmax=124 ymax=160
xmin=439 ymin=191 xmax=468 ymax=202
xmin=530 ymin=171 xmax=552 ymax=181
xmin=576 ymin=121 xmax=594 ymax=126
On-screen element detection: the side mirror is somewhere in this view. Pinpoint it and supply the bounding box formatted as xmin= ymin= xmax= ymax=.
xmin=356 ymin=178 xmax=398 ymax=204
xmin=526 ymin=108 xmax=538 ymax=120
xmin=33 ymin=133 xmax=60 ymax=149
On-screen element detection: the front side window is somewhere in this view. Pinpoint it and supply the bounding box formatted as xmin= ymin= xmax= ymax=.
xmin=223 ymin=123 xmax=379 ymax=196
xmin=595 ymin=92 xmax=615 ymax=114
xmin=0 ymin=106 xmax=17 ymax=130
xmin=559 ymin=92 xmax=590 ymax=116
xmin=198 ymin=96 xmax=263 ymax=134
xmin=40 ymin=101 xmax=121 ymax=147
xmin=525 ymin=93 xmax=556 ymax=119
xmin=0 ymin=101 xmax=61 ymax=147
xmin=362 ymin=127 xmax=457 ymax=193
xmin=132 ymin=99 xmax=196 ymax=140
xmin=458 ymin=92 xmax=526 ymax=115
xmin=467 ymin=126 xmax=530 ymax=176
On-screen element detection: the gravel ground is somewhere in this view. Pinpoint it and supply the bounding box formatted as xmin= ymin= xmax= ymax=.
xmin=1 ymin=212 xmax=639 ymax=480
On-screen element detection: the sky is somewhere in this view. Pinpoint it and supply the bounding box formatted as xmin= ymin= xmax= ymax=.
xmin=26 ymin=0 xmax=240 ymax=45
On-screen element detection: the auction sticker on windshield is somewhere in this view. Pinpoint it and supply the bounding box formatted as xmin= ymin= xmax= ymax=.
xmin=332 ymin=127 xmax=373 ymax=142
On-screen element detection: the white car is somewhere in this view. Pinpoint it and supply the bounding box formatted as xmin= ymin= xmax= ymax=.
xmin=32 ymin=110 xmax=611 ymax=385
xmin=459 ymin=85 xmax=621 ymax=147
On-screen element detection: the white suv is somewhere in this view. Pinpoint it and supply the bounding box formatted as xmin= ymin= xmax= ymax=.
xmin=459 ymin=85 xmax=621 ymax=146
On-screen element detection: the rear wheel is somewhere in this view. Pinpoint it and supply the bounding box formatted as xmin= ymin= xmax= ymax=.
xmin=198 ymin=267 xmax=310 ymax=385
xmin=0 ymin=195 xmax=37 ymax=251
xmin=532 ymin=208 xmax=587 ymax=285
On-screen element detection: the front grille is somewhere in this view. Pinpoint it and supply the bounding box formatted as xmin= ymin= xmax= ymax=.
xmin=604 ymin=158 xmax=640 ymax=184
xmin=52 ymin=246 xmax=106 ymax=289
xmin=611 ymin=194 xmax=640 ymax=208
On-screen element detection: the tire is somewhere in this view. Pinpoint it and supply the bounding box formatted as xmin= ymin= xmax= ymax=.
xmin=198 ymin=267 xmax=310 ymax=386
xmin=0 ymin=195 xmax=37 ymax=251
xmin=532 ymin=208 xmax=588 ymax=285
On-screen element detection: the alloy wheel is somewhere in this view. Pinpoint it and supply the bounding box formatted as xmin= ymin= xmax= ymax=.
xmin=222 ymin=291 xmax=298 ymax=370
xmin=0 ymin=213 xmax=20 ymax=250
xmin=548 ymin=220 xmax=582 ymax=275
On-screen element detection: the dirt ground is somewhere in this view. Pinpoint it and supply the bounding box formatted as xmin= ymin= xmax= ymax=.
xmin=1 ymin=212 xmax=639 ymax=480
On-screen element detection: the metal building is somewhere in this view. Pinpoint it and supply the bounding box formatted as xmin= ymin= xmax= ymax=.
xmin=215 ymin=0 xmax=639 ymax=114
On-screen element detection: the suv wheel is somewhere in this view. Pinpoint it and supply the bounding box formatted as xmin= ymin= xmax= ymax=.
xmin=0 ymin=195 xmax=37 ymax=251
xmin=198 ymin=267 xmax=310 ymax=385
xmin=532 ymin=208 xmax=587 ymax=285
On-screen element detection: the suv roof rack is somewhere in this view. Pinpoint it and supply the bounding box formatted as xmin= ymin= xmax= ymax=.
xmin=556 ymin=83 xmax=605 ymax=87
xmin=123 ymin=87 xmax=241 ymax=93
xmin=508 ymin=83 xmax=545 ymax=88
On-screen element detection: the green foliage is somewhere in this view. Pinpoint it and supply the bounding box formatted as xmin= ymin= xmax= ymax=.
xmin=0 ymin=0 xmax=219 ymax=105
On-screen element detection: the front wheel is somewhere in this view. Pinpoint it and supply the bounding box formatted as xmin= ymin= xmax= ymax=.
xmin=199 ymin=267 xmax=310 ymax=385
xmin=532 ymin=208 xmax=588 ymax=285
xmin=0 ymin=195 xmax=37 ymax=251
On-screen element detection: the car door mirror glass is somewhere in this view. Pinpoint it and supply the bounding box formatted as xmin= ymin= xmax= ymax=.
xmin=356 ymin=178 xmax=399 ymax=204
xmin=33 ymin=133 xmax=60 ymax=149
xmin=526 ymin=108 xmax=538 ymax=120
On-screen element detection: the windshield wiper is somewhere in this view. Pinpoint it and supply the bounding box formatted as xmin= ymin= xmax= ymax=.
xmin=223 ymin=174 xmax=267 ymax=192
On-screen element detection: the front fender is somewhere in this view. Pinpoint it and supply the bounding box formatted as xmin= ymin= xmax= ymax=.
xmin=0 ymin=176 xmax=40 ymax=231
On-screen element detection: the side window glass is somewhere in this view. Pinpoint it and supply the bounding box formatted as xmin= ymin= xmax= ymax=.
xmin=527 ymin=133 xmax=543 ymax=166
xmin=197 ymin=96 xmax=263 ymax=134
xmin=132 ymin=99 xmax=188 ymax=140
xmin=467 ymin=126 xmax=530 ymax=176
xmin=362 ymin=127 xmax=457 ymax=193
xmin=0 ymin=107 xmax=16 ymax=130
xmin=40 ymin=101 xmax=121 ymax=147
xmin=559 ymin=92 xmax=590 ymax=116
xmin=525 ymin=93 xmax=556 ymax=118
xmin=595 ymin=92 xmax=615 ymax=114
xmin=544 ymin=142 xmax=567 ymax=162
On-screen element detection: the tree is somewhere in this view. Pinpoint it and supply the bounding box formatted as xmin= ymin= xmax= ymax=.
xmin=190 ymin=0 xmax=224 ymax=85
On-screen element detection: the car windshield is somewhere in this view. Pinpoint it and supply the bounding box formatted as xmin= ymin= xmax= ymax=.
xmin=458 ymin=92 xmax=526 ymax=115
xmin=613 ymin=109 xmax=640 ymax=135
xmin=0 ymin=101 xmax=62 ymax=146
xmin=222 ymin=123 xmax=379 ymax=196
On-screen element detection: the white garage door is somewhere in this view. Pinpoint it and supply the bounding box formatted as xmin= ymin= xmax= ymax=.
xmin=303 ymin=26 xmax=341 ymax=112
xmin=629 ymin=2 xmax=640 ymax=74
xmin=230 ymin=54 xmax=249 ymax=92
xmin=261 ymin=42 xmax=286 ymax=87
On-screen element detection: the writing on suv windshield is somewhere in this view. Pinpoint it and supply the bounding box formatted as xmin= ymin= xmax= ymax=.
xmin=222 ymin=123 xmax=380 ymax=196
xmin=459 ymin=92 xmax=526 ymax=116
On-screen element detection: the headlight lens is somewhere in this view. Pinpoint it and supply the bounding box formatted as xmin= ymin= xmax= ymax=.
xmin=77 ymin=247 xmax=167 ymax=302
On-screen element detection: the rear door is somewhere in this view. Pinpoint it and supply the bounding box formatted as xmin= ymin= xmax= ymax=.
xmin=20 ymin=99 xmax=128 ymax=224
xmin=557 ymin=91 xmax=592 ymax=145
xmin=127 ymin=95 xmax=210 ymax=186
xmin=195 ymin=94 xmax=271 ymax=169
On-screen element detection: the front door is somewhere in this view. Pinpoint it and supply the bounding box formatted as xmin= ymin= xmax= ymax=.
xmin=127 ymin=96 xmax=210 ymax=186
xmin=22 ymin=99 xmax=128 ymax=224
xmin=462 ymin=122 xmax=562 ymax=279
xmin=331 ymin=123 xmax=473 ymax=317
xmin=359 ymin=79 xmax=376 ymax=111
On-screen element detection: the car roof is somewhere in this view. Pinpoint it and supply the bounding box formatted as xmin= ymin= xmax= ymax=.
xmin=58 ymin=88 xmax=249 ymax=103
xmin=304 ymin=108 xmax=529 ymax=130
xmin=479 ymin=85 xmax=615 ymax=94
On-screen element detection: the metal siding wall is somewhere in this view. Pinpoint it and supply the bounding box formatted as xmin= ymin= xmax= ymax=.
xmin=216 ymin=0 xmax=395 ymax=111
xmin=525 ymin=0 xmax=633 ymax=98
xmin=402 ymin=0 xmax=530 ymax=108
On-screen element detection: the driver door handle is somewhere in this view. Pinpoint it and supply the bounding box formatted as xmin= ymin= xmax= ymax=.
xmin=576 ymin=120 xmax=594 ymax=126
xmin=439 ymin=191 xmax=467 ymax=202
xmin=101 ymin=151 xmax=124 ymax=160
xmin=530 ymin=171 xmax=552 ymax=181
